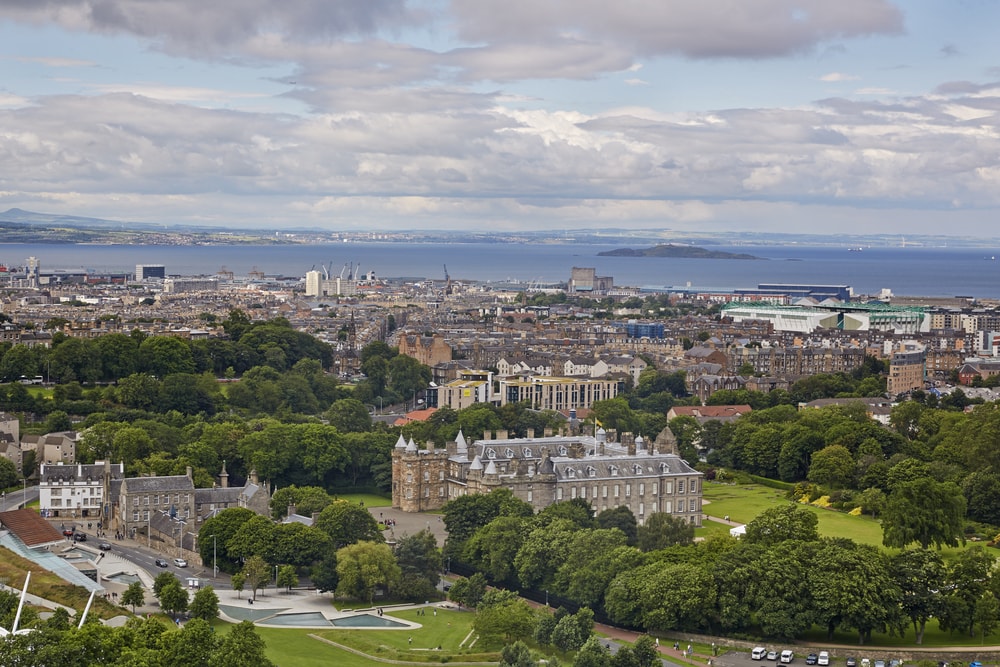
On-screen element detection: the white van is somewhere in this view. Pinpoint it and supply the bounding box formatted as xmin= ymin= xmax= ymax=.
xmin=781 ymin=651 xmax=795 ymax=664
xmin=753 ymin=648 xmax=768 ymax=660
xmin=819 ymin=652 xmax=830 ymax=666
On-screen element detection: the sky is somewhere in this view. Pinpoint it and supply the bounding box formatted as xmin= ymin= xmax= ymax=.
xmin=2 ymin=1 xmax=1000 ymax=236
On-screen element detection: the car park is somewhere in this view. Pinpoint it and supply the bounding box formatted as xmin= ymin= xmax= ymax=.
xmin=819 ymin=652 xmax=830 ymax=666
xmin=806 ymin=654 xmax=818 ymax=665
xmin=98 ymin=542 xmax=112 ymax=551
xmin=768 ymin=651 xmax=779 ymax=661
xmin=154 ymin=559 xmax=169 ymax=568
xmin=173 ymin=558 xmax=188 ymax=568
xmin=753 ymin=648 xmax=768 ymax=660
xmin=781 ymin=651 xmax=794 ymax=664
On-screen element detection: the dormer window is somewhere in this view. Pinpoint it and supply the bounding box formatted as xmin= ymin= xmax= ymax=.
xmin=557 ymin=445 xmax=568 ymax=456
xmin=567 ymin=468 xmax=576 ymax=478
xmin=522 ymin=448 xmax=533 ymax=458
xmin=587 ymin=466 xmax=596 ymax=478
xmin=487 ymin=448 xmax=496 ymax=459
xmin=610 ymin=465 xmax=619 ymax=476
xmin=659 ymin=462 xmax=669 ymax=473
xmin=633 ymin=465 xmax=643 ymax=475
xmin=505 ymin=448 xmax=515 ymax=458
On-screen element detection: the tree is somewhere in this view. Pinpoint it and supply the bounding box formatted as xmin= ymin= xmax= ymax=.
xmin=574 ymin=635 xmax=612 ymax=667
xmin=882 ymin=478 xmax=967 ymax=550
xmin=315 ymin=499 xmax=383 ymax=548
xmin=231 ymin=572 xmax=246 ymax=599
xmin=473 ymin=598 xmax=536 ymax=645
xmin=463 ymin=515 xmax=530 ymax=584
xmin=212 ymin=620 xmax=275 ymax=667
xmin=242 ymin=555 xmax=271 ymax=601
xmin=158 ymin=580 xmax=189 ymax=619
xmin=198 ymin=507 xmax=259 ymax=574
xmin=311 ymin=552 xmax=339 ymax=594
xmin=500 ymin=640 xmax=536 ymax=667
xmin=449 ymin=572 xmax=488 ymax=608
xmin=336 ymin=541 xmax=402 ymax=605
xmin=892 ymin=549 xmax=946 ymax=644
xmin=121 ymin=581 xmax=145 ymax=613
xmin=325 ymin=398 xmax=373 ymax=433
xmin=395 ymin=529 xmax=443 ymax=600
xmin=0 ymin=457 xmax=18 ymax=491
xmin=596 ymin=506 xmax=638 ymax=545
xmin=856 ymin=487 xmax=887 ymax=519
xmin=167 ymin=618 xmax=216 ymax=666
xmin=744 ymin=505 xmax=819 ymax=546
xmin=974 ymin=591 xmax=1000 ymax=643
xmin=276 ymin=565 xmax=298 ymax=592
xmin=153 ymin=571 xmax=178 ymax=599
xmin=189 ymin=586 xmax=220 ymax=621
xmin=636 ymin=512 xmax=695 ymax=551
xmin=807 ymin=445 xmax=856 ymax=489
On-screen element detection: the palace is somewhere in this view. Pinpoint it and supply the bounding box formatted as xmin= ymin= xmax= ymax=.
xmin=391 ymin=427 xmax=703 ymax=525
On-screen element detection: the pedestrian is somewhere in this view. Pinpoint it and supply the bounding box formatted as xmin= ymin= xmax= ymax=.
xmin=655 ymin=638 xmax=659 ymax=648
xmin=408 ymin=637 xmax=412 ymax=645
xmin=687 ymin=644 xmax=692 ymax=655
xmin=433 ymin=608 xmax=437 ymax=616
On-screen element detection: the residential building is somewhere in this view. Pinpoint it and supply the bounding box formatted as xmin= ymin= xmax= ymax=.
xmin=38 ymin=461 xmax=123 ymax=519
xmin=497 ymin=376 xmax=621 ymax=411
xmin=887 ymin=341 xmax=927 ymax=396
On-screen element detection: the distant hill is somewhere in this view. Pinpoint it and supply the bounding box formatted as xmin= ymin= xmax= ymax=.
xmin=597 ymin=244 xmax=763 ymax=259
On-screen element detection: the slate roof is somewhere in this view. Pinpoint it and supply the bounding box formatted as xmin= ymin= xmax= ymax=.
xmin=123 ymin=475 xmax=194 ymax=493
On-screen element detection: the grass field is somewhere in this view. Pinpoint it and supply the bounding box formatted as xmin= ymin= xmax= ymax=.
xmin=336 ymin=493 xmax=392 ymax=508
xmin=703 ymin=482 xmax=985 ymax=560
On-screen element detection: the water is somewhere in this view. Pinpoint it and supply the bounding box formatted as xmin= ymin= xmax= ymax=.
xmin=330 ymin=613 xmax=409 ymax=628
xmin=3 ymin=242 xmax=1000 ymax=298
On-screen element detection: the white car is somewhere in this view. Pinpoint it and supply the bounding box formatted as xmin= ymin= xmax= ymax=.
xmin=781 ymin=651 xmax=795 ymax=664
xmin=173 ymin=558 xmax=188 ymax=568
xmin=819 ymin=652 xmax=830 ymax=666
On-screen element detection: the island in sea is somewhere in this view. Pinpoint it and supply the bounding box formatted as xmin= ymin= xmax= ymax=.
xmin=597 ymin=244 xmax=763 ymax=259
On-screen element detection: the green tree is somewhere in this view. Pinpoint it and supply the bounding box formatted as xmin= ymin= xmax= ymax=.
xmin=856 ymin=487 xmax=888 ymax=519
xmin=139 ymin=336 xmax=196 ymax=377
xmin=315 ymin=499 xmax=383 ymax=548
xmin=158 ymin=580 xmax=189 ymax=619
xmin=574 ymin=635 xmax=612 ymax=667
xmin=744 ymin=505 xmax=819 ymax=546
xmin=242 ymin=555 xmax=271 ymax=601
xmin=189 ymin=586 xmax=220 ymax=621
xmin=807 ymin=444 xmax=856 ymax=489
xmin=167 ymin=617 xmax=216 ymax=666
xmin=153 ymin=571 xmax=178 ymax=599
xmin=325 ymin=398 xmax=373 ymax=433
xmin=0 ymin=457 xmax=19 ymax=490
xmin=311 ymin=552 xmax=339 ymax=594
xmin=974 ymin=591 xmax=1000 ymax=643
xmin=463 ymin=515 xmax=530 ymax=585
xmin=395 ymin=529 xmax=443 ymax=599
xmin=892 ymin=549 xmax=946 ymax=644
xmin=500 ymin=640 xmax=537 ymax=667
xmin=882 ymin=478 xmax=967 ymax=550
xmin=336 ymin=541 xmax=402 ymax=605
xmin=276 ymin=565 xmax=298 ymax=592
xmin=596 ymin=506 xmax=638 ymax=545
xmin=231 ymin=572 xmax=246 ymax=599
xmin=271 ymin=522 xmax=333 ymax=568
xmin=198 ymin=507 xmax=257 ymax=574
xmin=212 ymin=620 xmax=275 ymax=667
xmin=121 ymin=581 xmax=145 ymax=613
xmin=636 ymin=512 xmax=694 ymax=551
xmin=473 ymin=598 xmax=536 ymax=645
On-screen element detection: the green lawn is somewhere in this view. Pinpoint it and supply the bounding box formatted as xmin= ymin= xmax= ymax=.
xmin=703 ymin=482 xmax=988 ymax=560
xmin=336 ymin=493 xmax=392 ymax=508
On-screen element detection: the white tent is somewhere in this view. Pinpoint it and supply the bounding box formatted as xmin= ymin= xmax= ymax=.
xmin=729 ymin=524 xmax=746 ymax=538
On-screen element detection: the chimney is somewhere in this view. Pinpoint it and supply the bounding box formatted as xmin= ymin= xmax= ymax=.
xmin=185 ymin=466 xmax=193 ymax=480
xmin=526 ymin=428 xmax=535 ymax=439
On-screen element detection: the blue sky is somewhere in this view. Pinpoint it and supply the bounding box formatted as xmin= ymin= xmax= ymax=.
xmin=2 ymin=1 xmax=1000 ymax=236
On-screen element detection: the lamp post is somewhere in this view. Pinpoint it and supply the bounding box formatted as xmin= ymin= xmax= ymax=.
xmin=377 ymin=396 xmax=383 ymax=415
xmin=211 ymin=534 xmax=217 ymax=579
xmin=545 ymin=590 xmax=549 ymax=607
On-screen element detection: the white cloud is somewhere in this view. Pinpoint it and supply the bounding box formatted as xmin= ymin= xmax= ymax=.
xmin=14 ymin=56 xmax=95 ymax=67
xmin=820 ymin=72 xmax=860 ymax=82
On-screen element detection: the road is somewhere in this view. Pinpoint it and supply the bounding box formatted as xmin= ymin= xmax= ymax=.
xmin=0 ymin=484 xmax=39 ymax=512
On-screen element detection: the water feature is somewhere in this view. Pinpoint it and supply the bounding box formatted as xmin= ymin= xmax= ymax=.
xmin=330 ymin=614 xmax=409 ymax=628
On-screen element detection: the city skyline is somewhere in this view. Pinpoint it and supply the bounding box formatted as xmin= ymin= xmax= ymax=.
xmin=2 ymin=2 xmax=1000 ymax=235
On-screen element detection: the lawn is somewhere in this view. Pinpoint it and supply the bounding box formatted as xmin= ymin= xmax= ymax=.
xmin=336 ymin=493 xmax=392 ymax=508
xmin=703 ymin=482 xmax=990 ymax=560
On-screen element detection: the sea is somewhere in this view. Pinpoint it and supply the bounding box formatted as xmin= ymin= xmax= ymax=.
xmin=2 ymin=242 xmax=1000 ymax=299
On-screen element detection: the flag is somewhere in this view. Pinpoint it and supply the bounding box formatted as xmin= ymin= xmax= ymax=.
xmin=595 ymin=418 xmax=603 ymax=428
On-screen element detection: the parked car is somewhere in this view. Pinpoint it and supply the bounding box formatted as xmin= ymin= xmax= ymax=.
xmin=781 ymin=651 xmax=794 ymax=664
xmin=874 ymin=660 xmax=886 ymax=667
xmin=154 ymin=558 xmax=169 ymax=568
xmin=806 ymin=654 xmax=818 ymax=665
xmin=98 ymin=542 xmax=112 ymax=551
xmin=753 ymin=648 xmax=768 ymax=660
xmin=846 ymin=658 xmax=857 ymax=667
xmin=819 ymin=652 xmax=830 ymax=666
xmin=73 ymin=532 xmax=87 ymax=542
xmin=62 ymin=528 xmax=75 ymax=537
xmin=173 ymin=558 xmax=188 ymax=568
xmin=768 ymin=651 xmax=780 ymax=661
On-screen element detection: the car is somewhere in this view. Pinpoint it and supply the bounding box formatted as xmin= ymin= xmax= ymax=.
xmin=62 ymin=528 xmax=75 ymax=537
xmin=768 ymin=651 xmax=780 ymax=661
xmin=819 ymin=652 xmax=830 ymax=666
xmin=98 ymin=542 xmax=112 ymax=551
xmin=889 ymin=661 xmax=902 ymax=667
xmin=73 ymin=532 xmax=87 ymax=542
xmin=806 ymin=654 xmax=818 ymax=665
xmin=874 ymin=660 xmax=886 ymax=667
xmin=154 ymin=558 xmax=169 ymax=568
xmin=173 ymin=558 xmax=188 ymax=568
xmin=753 ymin=648 xmax=768 ymax=660
xmin=861 ymin=660 xmax=870 ymax=667
xmin=847 ymin=659 xmax=857 ymax=667
xmin=781 ymin=651 xmax=794 ymax=664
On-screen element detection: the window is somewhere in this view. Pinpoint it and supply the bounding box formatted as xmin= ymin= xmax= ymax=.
xmin=665 ymin=481 xmax=673 ymax=494
xmin=571 ymin=486 xmax=578 ymax=499
xmin=558 ymin=445 xmax=568 ymax=456
xmin=132 ymin=510 xmax=139 ymax=521
xmin=439 ymin=471 xmax=445 ymax=481
xmin=690 ymin=499 xmax=698 ymax=512
xmin=639 ymin=483 xmax=645 ymax=496
xmin=639 ymin=502 xmax=645 ymax=515
xmin=610 ymin=465 xmax=619 ymax=476
xmin=153 ymin=495 xmax=159 ymax=505
xmin=625 ymin=484 xmax=631 ymax=497
xmin=423 ymin=487 xmax=429 ymax=498
xmin=406 ymin=489 xmax=413 ymax=499
xmin=406 ymin=473 xmax=413 ymax=483
xmin=633 ymin=465 xmax=643 ymax=475
xmin=423 ymin=471 xmax=430 ymax=482
xmin=557 ymin=488 xmax=563 ymax=500
xmin=602 ymin=485 xmax=608 ymax=498
xmin=527 ymin=490 xmax=533 ymax=502
xmin=614 ymin=484 xmax=620 ymax=498
xmin=587 ymin=466 xmax=596 ymax=478
xmin=664 ymin=500 xmax=672 ymax=513
xmin=144 ymin=496 xmax=149 ymax=505
xmin=678 ymin=480 xmax=685 ymax=494
xmin=487 ymin=448 xmax=496 ymax=459
xmin=592 ymin=486 xmax=598 ymax=499
xmin=505 ymin=448 xmax=515 ymax=458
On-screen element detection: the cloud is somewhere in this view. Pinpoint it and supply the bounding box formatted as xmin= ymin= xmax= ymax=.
xmin=624 ymin=78 xmax=649 ymax=86
xmin=820 ymin=72 xmax=860 ymax=82
xmin=14 ymin=56 xmax=96 ymax=67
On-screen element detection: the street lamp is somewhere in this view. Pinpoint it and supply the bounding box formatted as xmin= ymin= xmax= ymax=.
xmin=545 ymin=590 xmax=549 ymax=607
xmin=211 ymin=534 xmax=217 ymax=579
xmin=377 ymin=396 xmax=383 ymax=415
